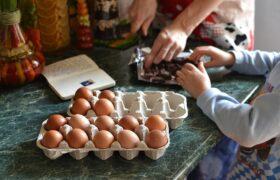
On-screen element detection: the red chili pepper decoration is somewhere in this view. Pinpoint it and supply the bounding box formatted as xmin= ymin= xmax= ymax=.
xmin=76 ymin=0 xmax=93 ymax=49
xmin=0 ymin=0 xmax=45 ymax=86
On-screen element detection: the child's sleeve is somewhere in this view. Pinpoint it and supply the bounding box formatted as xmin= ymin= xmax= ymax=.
xmin=230 ymin=50 xmax=280 ymax=75
xmin=197 ymin=88 xmax=280 ymax=147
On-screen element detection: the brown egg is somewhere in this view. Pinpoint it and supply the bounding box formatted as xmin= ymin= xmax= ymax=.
xmin=118 ymin=115 xmax=139 ymax=131
xmin=68 ymin=114 xmax=90 ymax=131
xmin=145 ymin=115 xmax=166 ymax=131
xmin=41 ymin=130 xmax=63 ymax=148
xmin=145 ymin=130 xmax=168 ymax=149
xmin=66 ymin=128 xmax=89 ymax=148
xmin=93 ymin=130 xmax=114 ymax=149
xmin=99 ymin=90 xmax=115 ymax=102
xmin=45 ymin=114 xmax=67 ymax=130
xmin=74 ymin=87 xmax=94 ymax=101
xmin=71 ymin=98 xmax=91 ymax=115
xmin=117 ymin=130 xmax=140 ymax=149
xmin=95 ymin=115 xmax=115 ymax=131
xmin=92 ymin=98 xmax=114 ymax=116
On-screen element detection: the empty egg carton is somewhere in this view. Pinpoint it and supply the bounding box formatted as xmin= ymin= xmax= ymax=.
xmin=68 ymin=90 xmax=188 ymax=129
xmin=36 ymin=117 xmax=170 ymax=160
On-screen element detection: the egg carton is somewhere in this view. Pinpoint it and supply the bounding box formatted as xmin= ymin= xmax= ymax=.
xmin=36 ymin=117 xmax=170 ymax=160
xmin=68 ymin=90 xmax=188 ymax=129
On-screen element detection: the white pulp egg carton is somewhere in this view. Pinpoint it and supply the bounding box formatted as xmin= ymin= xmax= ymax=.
xmin=68 ymin=90 xmax=188 ymax=129
xmin=36 ymin=118 xmax=170 ymax=160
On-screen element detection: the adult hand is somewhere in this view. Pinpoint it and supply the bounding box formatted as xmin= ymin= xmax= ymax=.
xmin=189 ymin=46 xmax=236 ymax=68
xmin=144 ymin=22 xmax=188 ymax=69
xmin=176 ymin=62 xmax=211 ymax=98
xmin=129 ymin=0 xmax=157 ymax=36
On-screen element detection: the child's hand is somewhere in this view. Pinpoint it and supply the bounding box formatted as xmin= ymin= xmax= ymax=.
xmin=176 ymin=62 xmax=211 ymax=99
xmin=189 ymin=46 xmax=235 ymax=68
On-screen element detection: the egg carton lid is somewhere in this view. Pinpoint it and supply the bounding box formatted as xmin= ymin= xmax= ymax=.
xmin=68 ymin=90 xmax=188 ymax=129
xmin=36 ymin=119 xmax=170 ymax=160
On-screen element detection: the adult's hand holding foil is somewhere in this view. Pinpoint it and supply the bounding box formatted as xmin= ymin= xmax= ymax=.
xmin=143 ymin=0 xmax=224 ymax=69
xmin=144 ymin=20 xmax=189 ymax=69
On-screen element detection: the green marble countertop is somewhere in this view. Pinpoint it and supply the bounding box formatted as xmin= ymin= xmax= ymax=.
xmin=0 ymin=47 xmax=263 ymax=179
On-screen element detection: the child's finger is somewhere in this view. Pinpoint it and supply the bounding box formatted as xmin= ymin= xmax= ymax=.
xmin=189 ymin=46 xmax=209 ymax=60
xmin=190 ymin=54 xmax=203 ymax=65
xmin=183 ymin=63 xmax=196 ymax=71
xmin=176 ymin=77 xmax=184 ymax=85
xmin=198 ymin=61 xmax=207 ymax=73
xmin=176 ymin=70 xmax=185 ymax=79
xmin=190 ymin=46 xmax=215 ymax=62
xmin=181 ymin=68 xmax=193 ymax=77
xmin=204 ymin=60 xmax=218 ymax=68
xmin=189 ymin=49 xmax=200 ymax=60
xmin=189 ymin=51 xmax=200 ymax=61
xmin=187 ymin=54 xmax=200 ymax=64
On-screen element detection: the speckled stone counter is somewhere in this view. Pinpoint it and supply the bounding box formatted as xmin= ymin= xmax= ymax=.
xmin=0 ymin=47 xmax=263 ymax=179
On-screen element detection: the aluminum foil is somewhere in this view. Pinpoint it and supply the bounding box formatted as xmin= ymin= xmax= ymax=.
xmin=130 ymin=47 xmax=195 ymax=85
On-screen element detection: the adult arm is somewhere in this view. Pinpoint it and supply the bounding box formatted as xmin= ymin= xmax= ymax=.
xmin=145 ymin=0 xmax=224 ymax=68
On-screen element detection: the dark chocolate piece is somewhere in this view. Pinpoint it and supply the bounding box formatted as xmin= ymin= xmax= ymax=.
xmin=135 ymin=48 xmax=197 ymax=85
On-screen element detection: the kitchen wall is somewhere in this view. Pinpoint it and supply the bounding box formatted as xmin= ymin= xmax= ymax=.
xmin=255 ymin=0 xmax=280 ymax=51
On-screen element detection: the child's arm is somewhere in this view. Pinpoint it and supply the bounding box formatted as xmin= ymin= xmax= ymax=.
xmin=177 ymin=61 xmax=280 ymax=148
xmin=197 ymin=88 xmax=280 ymax=147
xmin=189 ymin=46 xmax=280 ymax=75
xmin=230 ymin=50 xmax=280 ymax=75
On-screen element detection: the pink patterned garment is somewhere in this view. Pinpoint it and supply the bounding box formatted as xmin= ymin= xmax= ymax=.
xmin=159 ymin=0 xmax=255 ymax=50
